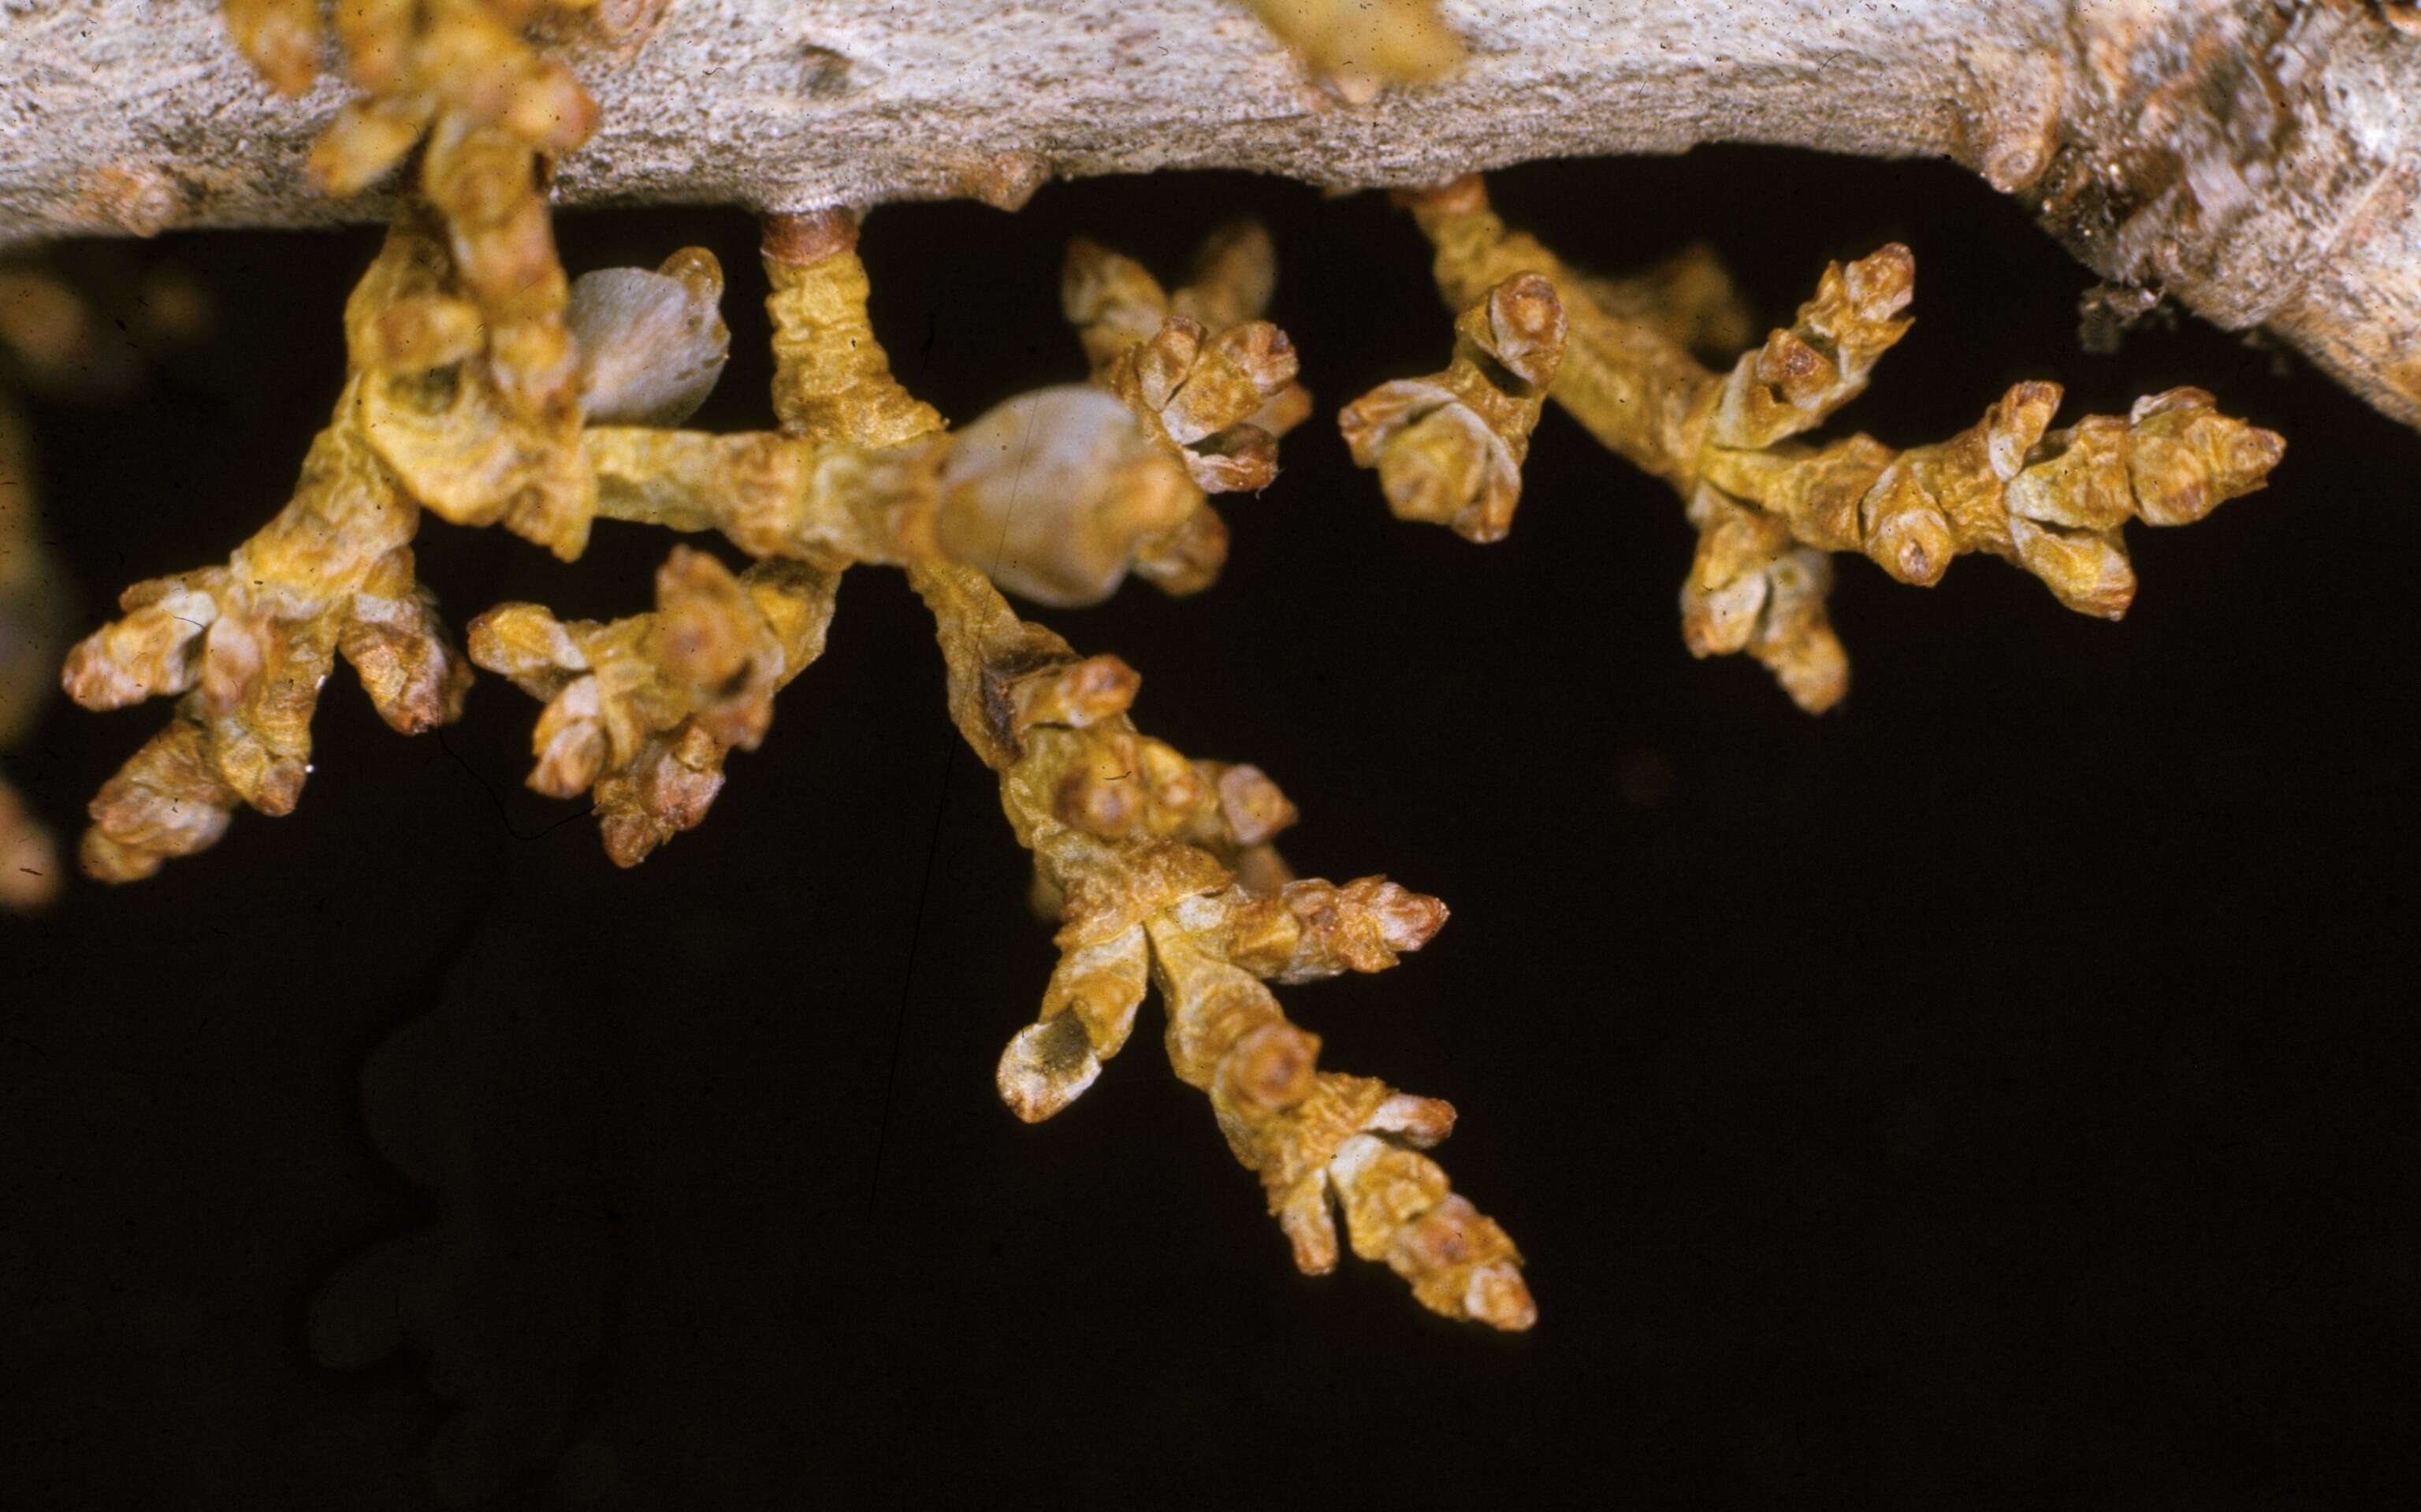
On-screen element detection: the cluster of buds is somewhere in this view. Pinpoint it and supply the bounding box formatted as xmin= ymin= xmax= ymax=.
xmin=1341 ymin=271 xmax=1567 ymax=543
xmin=1065 ymin=225 xmax=1312 ymax=493
xmin=468 ymin=549 xmax=838 ymax=866
xmin=58 ymin=425 xmax=470 ymax=881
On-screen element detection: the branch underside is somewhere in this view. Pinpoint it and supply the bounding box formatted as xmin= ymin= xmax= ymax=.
xmin=5 ymin=1 xmax=2420 ymax=433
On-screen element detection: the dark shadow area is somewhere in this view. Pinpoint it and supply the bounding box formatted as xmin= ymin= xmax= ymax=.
xmin=3 ymin=144 xmax=2416 ymax=1504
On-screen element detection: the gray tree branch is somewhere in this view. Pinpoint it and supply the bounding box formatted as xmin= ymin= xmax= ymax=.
xmin=6 ymin=1 xmax=2419 ymax=431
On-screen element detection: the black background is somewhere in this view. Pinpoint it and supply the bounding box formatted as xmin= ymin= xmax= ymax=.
xmin=5 ymin=146 xmax=2417 ymax=1504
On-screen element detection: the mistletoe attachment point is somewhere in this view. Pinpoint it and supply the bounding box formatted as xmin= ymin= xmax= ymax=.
xmin=225 ymin=0 xmax=601 ymax=195
xmin=1241 ymin=0 xmax=1467 ymax=104
xmin=353 ymin=134 xmax=594 ymax=562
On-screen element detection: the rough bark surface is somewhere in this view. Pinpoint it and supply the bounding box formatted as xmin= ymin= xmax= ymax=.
xmin=5 ymin=0 xmax=2419 ymax=431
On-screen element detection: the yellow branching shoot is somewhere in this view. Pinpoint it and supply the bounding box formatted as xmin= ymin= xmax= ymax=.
xmin=915 ymin=555 xmax=1531 ymax=1329
xmin=46 ymin=2 xmax=2294 ymax=1330
xmin=62 ymin=22 xmax=1526 ymax=1321
xmin=1389 ymin=176 xmax=2286 ymax=711
xmin=57 ymin=217 xmax=486 ymax=879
